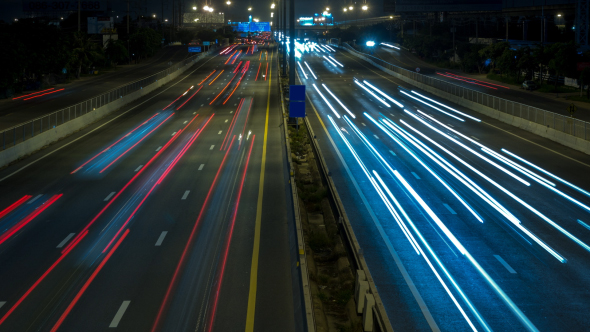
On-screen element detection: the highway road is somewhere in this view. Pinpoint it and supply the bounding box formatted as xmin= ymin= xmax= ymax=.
xmin=0 ymin=45 xmax=192 ymax=131
xmin=0 ymin=44 xmax=301 ymax=331
xmin=371 ymin=44 xmax=590 ymax=121
xmin=296 ymin=42 xmax=590 ymax=331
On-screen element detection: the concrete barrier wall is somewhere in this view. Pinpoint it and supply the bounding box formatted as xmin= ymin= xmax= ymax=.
xmin=346 ymin=50 xmax=590 ymax=155
xmin=0 ymin=53 xmax=210 ymax=168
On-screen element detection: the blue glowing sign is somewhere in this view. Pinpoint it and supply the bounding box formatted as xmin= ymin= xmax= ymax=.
xmin=188 ymin=46 xmax=202 ymax=53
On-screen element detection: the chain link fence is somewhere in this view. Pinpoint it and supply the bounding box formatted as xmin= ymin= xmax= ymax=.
xmin=2 ymin=48 xmax=214 ymax=150
xmin=341 ymin=43 xmax=590 ymax=141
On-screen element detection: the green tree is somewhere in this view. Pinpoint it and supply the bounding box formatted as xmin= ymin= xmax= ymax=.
xmin=548 ymin=41 xmax=578 ymax=91
xmin=579 ymin=67 xmax=590 ymax=98
xmin=177 ymin=29 xmax=195 ymax=45
xmin=105 ymin=39 xmax=129 ymax=67
xmin=515 ymin=46 xmax=536 ymax=82
xmin=478 ymin=41 xmax=510 ymax=71
xmin=68 ymin=31 xmax=103 ymax=78
xmin=532 ymin=45 xmax=551 ymax=84
xmin=496 ymin=48 xmax=517 ymax=77
xmin=129 ymin=28 xmax=162 ymax=62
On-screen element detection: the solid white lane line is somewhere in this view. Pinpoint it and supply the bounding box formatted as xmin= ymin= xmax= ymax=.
xmin=109 ymin=301 xmax=131 ymax=327
xmin=27 ymin=194 xmax=43 ymax=205
xmin=411 ymin=172 xmax=421 ymax=179
xmin=104 ymin=192 xmax=116 ymax=201
xmin=155 ymin=231 xmax=168 ymax=246
xmin=389 ymin=150 xmax=396 ymax=156
xmin=155 ymin=146 xmax=162 ymax=152
xmin=198 ymin=164 xmax=205 ymax=170
xmin=56 ymin=233 xmax=76 ymax=248
xmin=443 ymin=204 xmax=457 ymax=215
xmin=134 ymin=165 xmax=143 ymax=172
xmin=210 ymin=145 xmax=215 ymax=150
xmin=494 ymin=255 xmax=517 ymax=274
xmin=181 ymin=190 xmax=190 ymax=200
xmin=171 ymin=132 xmax=177 ymax=136
xmin=218 ymin=130 xmax=222 ymax=134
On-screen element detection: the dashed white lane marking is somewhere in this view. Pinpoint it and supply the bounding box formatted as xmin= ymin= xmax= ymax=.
xmin=171 ymin=132 xmax=177 ymax=136
xmin=210 ymin=145 xmax=215 ymax=150
xmin=193 ymin=112 xmax=197 ymax=114
xmin=443 ymin=203 xmax=457 ymax=215
xmin=0 ymin=302 xmax=5 ymax=309
xmin=389 ymin=150 xmax=396 ymax=156
xmin=155 ymin=231 xmax=168 ymax=246
xmin=218 ymin=131 xmax=222 ymax=134
xmin=411 ymin=172 xmax=421 ymax=179
xmin=155 ymin=146 xmax=162 ymax=152
xmin=361 ymin=123 xmax=366 ymax=126
xmin=447 ymin=124 xmax=454 ymax=127
xmin=109 ymin=301 xmax=131 ymax=328
xmin=56 ymin=233 xmax=75 ymax=248
xmin=198 ymin=164 xmax=205 ymax=170
xmin=134 ymin=165 xmax=143 ymax=172
xmin=471 ymin=136 xmax=479 ymax=141
xmin=494 ymin=255 xmax=517 ymax=274
xmin=181 ymin=190 xmax=190 ymax=200
xmin=373 ymin=135 xmax=379 ymax=139
xmin=104 ymin=192 xmax=116 ymax=201
xmin=183 ymin=121 xmax=188 ymax=124
xmin=225 ymin=119 xmax=228 ymax=123
xmin=27 ymin=194 xmax=43 ymax=205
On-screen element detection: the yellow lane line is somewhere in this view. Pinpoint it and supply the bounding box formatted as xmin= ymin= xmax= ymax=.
xmin=245 ymin=49 xmax=274 ymax=331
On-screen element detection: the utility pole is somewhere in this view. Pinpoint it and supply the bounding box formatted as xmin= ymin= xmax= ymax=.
xmin=505 ymin=16 xmax=509 ymax=41
xmin=78 ymin=0 xmax=81 ymax=31
xmin=475 ymin=18 xmax=478 ymax=43
xmin=289 ymin=0 xmax=294 ymax=85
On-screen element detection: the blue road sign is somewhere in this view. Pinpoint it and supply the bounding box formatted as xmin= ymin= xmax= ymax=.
xmin=289 ymin=101 xmax=306 ymax=118
xmin=290 ymin=85 xmax=305 ymax=101
xmin=203 ymin=41 xmax=210 ymax=46
xmin=188 ymin=46 xmax=202 ymax=53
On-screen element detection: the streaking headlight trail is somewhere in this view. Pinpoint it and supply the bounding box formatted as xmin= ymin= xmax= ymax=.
xmin=399 ymin=90 xmax=464 ymax=121
xmin=312 ymin=84 xmax=340 ymax=118
xmin=304 ymin=61 xmax=317 ymax=79
xmin=410 ymin=90 xmax=481 ymax=122
xmin=354 ymin=80 xmax=390 ymax=107
xmin=381 ymin=43 xmax=400 ymax=50
xmin=323 ymin=56 xmax=339 ymax=68
xmin=405 ymin=110 xmax=530 ymax=186
xmin=322 ymin=84 xmax=355 ymax=118
xmin=502 ymin=149 xmax=590 ymax=199
xmin=328 ymin=56 xmax=344 ymax=67
xmin=327 ymin=115 xmax=487 ymax=332
xmin=401 ymin=119 xmax=590 ymax=258
xmin=362 ymin=80 xmax=404 ymax=108
xmin=297 ymin=61 xmax=308 ymax=79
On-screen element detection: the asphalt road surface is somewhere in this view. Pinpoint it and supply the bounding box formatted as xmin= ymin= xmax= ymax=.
xmin=297 ymin=42 xmax=590 ymax=332
xmin=0 ymin=44 xmax=301 ymax=332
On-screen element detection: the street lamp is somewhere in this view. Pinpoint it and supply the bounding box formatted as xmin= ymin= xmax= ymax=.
xmin=326 ymin=7 xmax=330 ymax=11
xmin=248 ymin=7 xmax=252 ymax=11
xmin=204 ymin=5 xmax=209 ymax=11
xmin=271 ymin=3 xmax=275 ymax=8
xmin=362 ymin=5 xmax=368 ymax=10
xmin=271 ymin=12 xmax=274 ymax=17
xmin=343 ymin=8 xmax=347 ymax=12
xmin=153 ymin=14 xmax=156 ymax=18
xmin=226 ymin=0 xmax=231 ymax=4
xmin=193 ymin=6 xmax=197 ymax=10
xmin=349 ymin=6 xmax=353 ymax=10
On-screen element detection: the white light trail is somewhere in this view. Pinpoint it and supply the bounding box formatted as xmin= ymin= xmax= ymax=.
xmin=354 ymin=80 xmax=390 ymax=107
xmin=323 ymin=55 xmax=339 ymax=67
xmin=399 ymin=90 xmax=464 ymax=121
xmin=322 ymin=84 xmax=355 ymax=118
xmin=405 ymin=110 xmax=530 ymax=186
xmin=312 ymin=84 xmax=340 ymax=118
xmin=381 ymin=42 xmax=400 ymax=50
xmin=502 ymin=149 xmax=590 ymax=199
xmin=363 ymin=80 xmax=404 ymax=108
xmin=411 ymin=90 xmax=481 ymax=122
xmin=304 ymin=61 xmax=317 ymax=79
xmin=297 ymin=61 xmax=308 ymax=79
xmin=328 ymin=56 xmax=344 ymax=67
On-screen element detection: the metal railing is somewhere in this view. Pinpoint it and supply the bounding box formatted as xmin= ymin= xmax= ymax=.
xmin=341 ymin=43 xmax=590 ymax=141
xmin=1 ymin=48 xmax=214 ymax=150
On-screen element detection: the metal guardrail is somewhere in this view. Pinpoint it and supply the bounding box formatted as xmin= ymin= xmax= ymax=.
xmin=341 ymin=42 xmax=590 ymax=141
xmin=1 ymin=48 xmax=214 ymax=150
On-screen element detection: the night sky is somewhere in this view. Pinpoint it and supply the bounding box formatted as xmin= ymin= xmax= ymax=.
xmin=1 ymin=0 xmax=383 ymax=25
